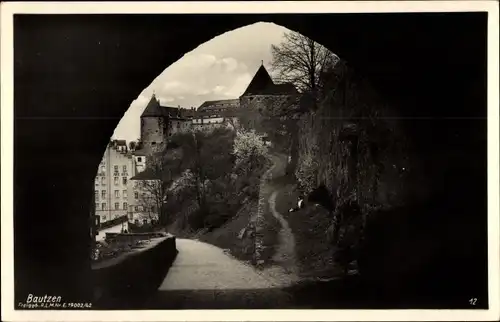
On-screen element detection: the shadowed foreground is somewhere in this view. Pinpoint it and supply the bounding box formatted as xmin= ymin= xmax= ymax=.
xmin=143 ymin=238 xmax=294 ymax=309
xmin=130 ymin=238 xmax=485 ymax=310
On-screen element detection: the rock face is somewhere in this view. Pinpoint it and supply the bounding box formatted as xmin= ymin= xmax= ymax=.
xmin=293 ymin=63 xmax=419 ymax=278
xmin=295 ymin=66 xmax=412 ymax=215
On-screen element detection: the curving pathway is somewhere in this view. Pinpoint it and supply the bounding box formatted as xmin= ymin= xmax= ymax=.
xmin=258 ymin=153 xmax=299 ymax=285
xmin=268 ymin=190 xmax=298 ymax=278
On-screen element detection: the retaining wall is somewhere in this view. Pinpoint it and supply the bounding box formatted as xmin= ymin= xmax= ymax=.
xmin=92 ymin=235 xmax=178 ymax=309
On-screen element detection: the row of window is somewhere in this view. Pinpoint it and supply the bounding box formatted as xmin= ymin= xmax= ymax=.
xmin=134 ymin=205 xmax=157 ymax=212
xmin=96 ymin=203 xmax=157 ymax=212
xmin=99 ymin=165 xmax=128 ymax=172
xmin=98 ymin=202 xmax=128 ymax=211
xmin=94 ymin=189 xmax=143 ymax=200
xmin=95 ymin=177 xmax=128 ymax=186
xmin=95 ymin=190 xmax=129 ymax=200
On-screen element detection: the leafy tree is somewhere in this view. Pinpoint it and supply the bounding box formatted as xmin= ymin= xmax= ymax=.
xmin=161 ymin=130 xmax=235 ymax=223
xmin=128 ymin=141 xmax=137 ymax=151
xmin=233 ymin=129 xmax=270 ymax=174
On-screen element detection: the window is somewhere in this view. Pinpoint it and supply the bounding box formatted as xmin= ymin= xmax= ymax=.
xmin=101 ymin=190 xmax=106 ymax=199
xmin=95 ymin=190 xmax=99 ymax=201
xmin=114 ymin=190 xmax=120 ymax=198
xmin=100 ymin=165 xmax=105 ymax=172
xmin=101 ymin=215 xmax=106 ymax=221
xmin=122 ymin=177 xmax=127 ymax=185
xmin=114 ymin=165 xmax=119 ymax=173
xmin=95 ymin=179 xmax=99 ymax=186
xmin=137 ymin=157 xmax=142 ymax=162
xmin=123 ymin=190 xmax=128 ymax=198
xmin=114 ymin=202 xmax=119 ymax=210
xmin=123 ymin=202 xmax=128 ymax=210
xmin=122 ymin=165 xmax=127 ymax=172
xmin=101 ymin=203 xmax=106 ymax=210
xmin=114 ymin=177 xmax=119 ymax=185
xmin=134 ymin=192 xmax=139 ymax=199
xmin=134 ymin=206 xmax=138 ymax=211
xmin=138 ymin=205 xmax=143 ymax=212
xmin=101 ymin=177 xmax=106 ymax=185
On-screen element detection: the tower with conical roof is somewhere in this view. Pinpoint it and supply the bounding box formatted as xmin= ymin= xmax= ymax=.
xmin=239 ymin=62 xmax=298 ymax=110
xmin=139 ymin=94 xmax=169 ymax=154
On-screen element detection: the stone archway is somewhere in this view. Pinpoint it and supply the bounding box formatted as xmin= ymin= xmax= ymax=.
xmin=14 ymin=13 xmax=487 ymax=305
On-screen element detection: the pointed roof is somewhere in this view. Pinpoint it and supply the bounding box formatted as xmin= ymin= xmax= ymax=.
xmin=241 ymin=64 xmax=276 ymax=96
xmin=241 ymin=64 xmax=298 ymax=96
xmin=141 ymin=95 xmax=164 ymax=117
xmin=141 ymin=95 xmax=191 ymax=119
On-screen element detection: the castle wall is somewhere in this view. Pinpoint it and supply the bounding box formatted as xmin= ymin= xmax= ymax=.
xmin=140 ymin=116 xmax=167 ymax=152
xmin=167 ymin=119 xmax=192 ymax=137
xmin=240 ymin=94 xmax=293 ymax=111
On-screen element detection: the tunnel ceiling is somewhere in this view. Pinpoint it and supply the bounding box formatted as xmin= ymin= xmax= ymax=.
xmin=15 ymin=13 xmax=486 ymax=122
xmin=14 ymin=12 xmax=487 ymax=187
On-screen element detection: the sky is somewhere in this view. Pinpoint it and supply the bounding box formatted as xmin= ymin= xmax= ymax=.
xmin=112 ymin=22 xmax=291 ymax=142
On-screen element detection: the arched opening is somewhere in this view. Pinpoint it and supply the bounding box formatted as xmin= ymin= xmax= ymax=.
xmin=13 ymin=13 xmax=487 ymax=309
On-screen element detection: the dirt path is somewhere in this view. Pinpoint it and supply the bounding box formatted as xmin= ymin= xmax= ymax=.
xmin=258 ymin=153 xmax=299 ymax=286
xmin=159 ymin=238 xmax=279 ymax=290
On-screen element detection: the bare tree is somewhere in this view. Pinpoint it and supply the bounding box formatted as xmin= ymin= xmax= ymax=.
xmin=135 ymin=178 xmax=163 ymax=223
xmin=133 ymin=152 xmax=178 ymax=225
xmin=271 ymin=31 xmax=339 ymax=94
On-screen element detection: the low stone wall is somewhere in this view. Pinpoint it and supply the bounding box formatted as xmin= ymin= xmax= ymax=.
xmin=99 ymin=215 xmax=128 ymax=230
xmin=104 ymin=231 xmax=167 ymax=243
xmin=92 ymin=235 xmax=178 ymax=308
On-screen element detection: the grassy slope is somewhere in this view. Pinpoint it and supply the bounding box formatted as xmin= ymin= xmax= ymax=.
xmin=273 ymin=181 xmax=340 ymax=279
xmin=199 ymin=202 xmax=257 ymax=264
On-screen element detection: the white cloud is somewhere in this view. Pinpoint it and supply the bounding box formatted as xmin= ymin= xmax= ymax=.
xmin=196 ymin=89 xmax=210 ymax=95
xmin=212 ymin=85 xmax=226 ymax=94
xmin=111 ymin=94 xmax=150 ymax=142
xmin=224 ymin=73 xmax=252 ymax=97
xmin=221 ymin=57 xmax=238 ymax=72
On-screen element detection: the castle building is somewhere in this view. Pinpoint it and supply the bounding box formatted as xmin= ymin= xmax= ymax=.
xmin=94 ymin=63 xmax=297 ymax=225
xmin=94 ymin=140 xmax=136 ymax=223
xmin=192 ymin=99 xmax=240 ymax=132
xmin=137 ymin=94 xmax=192 ymax=155
xmin=197 ymin=99 xmax=240 ymax=113
xmin=239 ymin=63 xmax=298 ymax=110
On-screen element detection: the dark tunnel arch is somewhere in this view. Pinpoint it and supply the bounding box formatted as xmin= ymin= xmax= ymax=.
xmin=13 ymin=13 xmax=488 ymax=306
